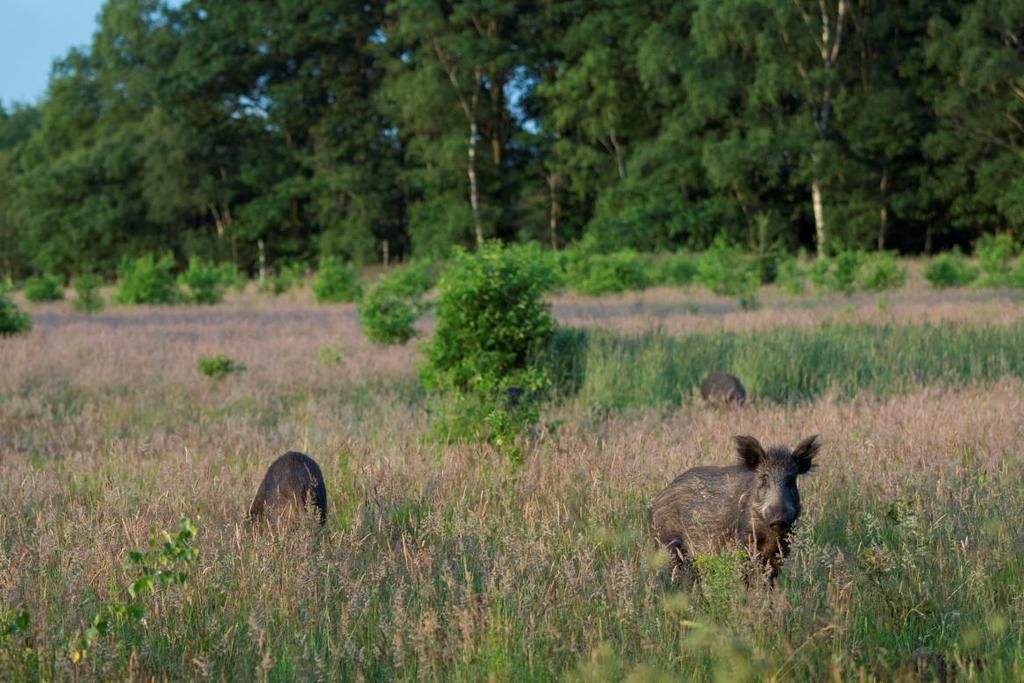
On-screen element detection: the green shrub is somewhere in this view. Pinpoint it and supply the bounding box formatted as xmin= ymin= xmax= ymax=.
xmin=567 ymin=249 xmax=652 ymax=295
xmin=317 ymin=345 xmax=343 ymax=366
xmin=421 ymin=242 xmax=556 ymax=459
xmin=426 ymin=366 xmax=549 ymax=464
xmin=387 ymin=259 xmax=438 ymax=295
xmin=693 ymin=550 xmax=748 ymax=618
xmin=774 ymin=256 xmax=806 ymax=295
xmin=313 ymin=256 xmax=361 ymax=303
xmin=0 ymin=286 xmax=31 ymax=335
xmin=197 ymin=353 xmax=246 ymax=378
xmin=924 ymin=248 xmax=978 ymax=288
xmin=70 ymin=518 xmax=198 ymax=663
xmin=653 ymin=252 xmax=698 ymax=286
xmin=357 ymin=265 xmax=433 ymax=345
xmin=808 ymin=257 xmax=832 ymax=290
xmin=261 ymin=262 xmax=306 ymax=295
xmin=22 ymin=274 xmax=64 ymax=302
xmin=71 ymin=275 xmax=104 ymax=313
xmin=975 ymin=233 xmax=1021 ymax=287
xmin=422 ymin=242 xmax=556 ymax=391
xmin=830 ymin=250 xmax=866 ymax=296
xmin=178 ymin=257 xmax=232 ymax=305
xmin=697 ymin=237 xmax=761 ymax=307
xmin=859 ymin=251 xmax=907 ymax=291
xmin=698 ymin=238 xmax=750 ymax=294
xmin=116 ymin=253 xmax=179 ymax=305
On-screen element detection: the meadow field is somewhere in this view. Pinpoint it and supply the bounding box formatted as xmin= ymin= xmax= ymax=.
xmin=2 ymin=284 xmax=1024 ymax=681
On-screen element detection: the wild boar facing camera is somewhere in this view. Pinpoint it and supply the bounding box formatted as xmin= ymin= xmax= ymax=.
xmin=649 ymin=435 xmax=821 ymax=586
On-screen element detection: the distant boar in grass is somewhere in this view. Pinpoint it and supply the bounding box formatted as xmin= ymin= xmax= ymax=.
xmin=649 ymin=435 xmax=821 ymax=587
xmin=700 ymin=372 xmax=747 ymax=407
xmin=248 ymin=451 xmax=327 ymax=527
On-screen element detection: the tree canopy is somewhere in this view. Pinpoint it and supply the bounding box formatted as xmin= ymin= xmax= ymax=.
xmin=0 ymin=0 xmax=1020 ymax=279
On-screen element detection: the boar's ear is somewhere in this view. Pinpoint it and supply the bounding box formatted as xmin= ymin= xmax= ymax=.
xmin=734 ymin=435 xmax=765 ymax=469
xmin=793 ymin=435 xmax=821 ymax=474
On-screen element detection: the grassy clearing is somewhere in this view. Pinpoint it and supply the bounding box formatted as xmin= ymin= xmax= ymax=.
xmin=560 ymin=321 xmax=1024 ymax=409
xmin=2 ymin=303 xmax=1024 ymax=680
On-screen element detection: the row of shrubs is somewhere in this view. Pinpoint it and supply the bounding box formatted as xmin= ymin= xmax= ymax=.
xmin=10 ymin=253 xmax=364 ymax=309
xmin=3 ymin=235 xmax=1022 ymax=320
xmin=553 ymin=234 xmax=1023 ymax=299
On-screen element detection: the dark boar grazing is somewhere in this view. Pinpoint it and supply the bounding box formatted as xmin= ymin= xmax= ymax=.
xmin=700 ymin=373 xmax=746 ymax=407
xmin=248 ymin=451 xmax=327 ymax=526
xmin=649 ymin=435 xmax=821 ymax=586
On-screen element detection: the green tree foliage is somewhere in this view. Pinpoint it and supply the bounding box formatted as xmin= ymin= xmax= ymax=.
xmin=565 ymin=249 xmax=652 ymax=296
xmin=924 ymin=2 xmax=1024 ymax=244
xmin=116 ymin=253 xmax=179 ymax=305
xmin=1 ymin=0 xmax=1022 ymax=278
xmin=0 ymin=103 xmax=40 ymax=280
xmin=421 ymin=242 xmax=556 ymax=460
xmin=312 ymin=256 xmax=361 ymax=303
xmin=197 ymin=354 xmax=246 ymax=378
xmin=357 ymin=263 xmax=434 ymax=345
xmin=697 ymin=237 xmax=761 ymax=308
xmin=924 ymin=248 xmax=978 ymax=289
xmin=22 ymin=274 xmax=64 ymax=302
xmin=71 ymin=275 xmax=105 ymax=313
xmin=422 ymin=242 xmax=555 ymax=391
xmin=0 ymin=286 xmax=31 ymax=335
xmin=859 ymin=252 xmax=908 ymax=292
xmin=178 ymin=258 xmax=233 ymax=305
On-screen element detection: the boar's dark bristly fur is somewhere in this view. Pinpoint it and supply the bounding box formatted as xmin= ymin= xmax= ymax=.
xmin=700 ymin=372 xmax=747 ymax=407
xmin=649 ymin=435 xmax=820 ymax=586
xmin=248 ymin=451 xmax=328 ymax=526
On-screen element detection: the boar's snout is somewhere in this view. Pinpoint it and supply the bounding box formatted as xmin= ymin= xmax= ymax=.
xmin=763 ymin=501 xmax=799 ymax=534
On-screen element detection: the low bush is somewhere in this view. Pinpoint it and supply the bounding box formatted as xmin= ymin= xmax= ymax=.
xmin=261 ymin=262 xmax=306 ymax=295
xmin=653 ymin=252 xmax=698 ymax=286
xmin=924 ymin=248 xmax=978 ymax=288
xmin=116 ymin=253 xmax=179 ymax=305
xmin=697 ymin=237 xmax=760 ymax=308
xmin=357 ymin=264 xmax=433 ymax=345
xmin=197 ymin=354 xmax=246 ymax=378
xmin=774 ymin=256 xmax=806 ymax=295
xmin=421 ymin=242 xmax=556 ymax=460
xmin=0 ymin=286 xmax=31 ymax=335
xmin=313 ymin=256 xmax=361 ymax=303
xmin=830 ymin=250 xmax=866 ymax=296
xmin=859 ymin=251 xmax=907 ymax=291
xmin=22 ymin=274 xmax=64 ymax=302
xmin=567 ymin=249 xmax=652 ymax=295
xmin=71 ymin=275 xmax=104 ymax=313
xmin=178 ymin=258 xmax=233 ymax=305
xmin=808 ymin=257 xmax=832 ymax=290
xmin=974 ymin=233 xmax=1021 ymax=287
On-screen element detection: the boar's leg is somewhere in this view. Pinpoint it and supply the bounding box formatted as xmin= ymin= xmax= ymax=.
xmin=666 ymin=540 xmax=698 ymax=588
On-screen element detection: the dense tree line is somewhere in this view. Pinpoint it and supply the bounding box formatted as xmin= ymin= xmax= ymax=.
xmin=1 ymin=0 xmax=1022 ymax=279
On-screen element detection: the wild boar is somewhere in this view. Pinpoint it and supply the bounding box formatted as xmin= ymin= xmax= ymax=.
xmin=248 ymin=451 xmax=328 ymax=526
xmin=700 ymin=373 xmax=747 ymax=407
xmin=649 ymin=435 xmax=821 ymax=586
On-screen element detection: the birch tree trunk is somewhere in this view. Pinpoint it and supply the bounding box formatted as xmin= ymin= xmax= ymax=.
xmin=811 ymin=168 xmax=827 ymax=258
xmin=547 ymin=171 xmax=561 ymax=251
xmin=437 ymin=44 xmax=484 ymax=247
xmin=794 ymin=0 xmax=848 ymax=258
xmin=467 ymin=117 xmax=483 ymax=246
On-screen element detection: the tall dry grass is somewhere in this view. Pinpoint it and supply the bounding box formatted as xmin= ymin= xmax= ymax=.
xmin=1 ymin=301 xmax=1022 ymax=680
